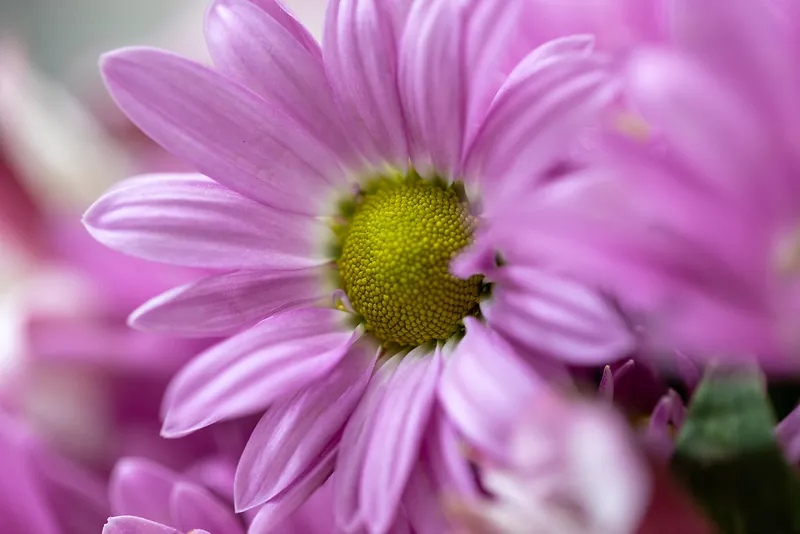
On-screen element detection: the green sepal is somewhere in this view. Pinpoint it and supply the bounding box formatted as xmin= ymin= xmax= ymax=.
xmin=670 ymin=366 xmax=800 ymax=534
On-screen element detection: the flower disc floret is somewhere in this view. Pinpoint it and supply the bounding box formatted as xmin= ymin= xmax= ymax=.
xmin=337 ymin=177 xmax=482 ymax=346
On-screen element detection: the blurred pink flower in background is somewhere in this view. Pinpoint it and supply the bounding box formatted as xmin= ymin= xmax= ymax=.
xmin=468 ymin=0 xmax=800 ymax=371
xmin=448 ymin=391 xmax=651 ymax=534
xmin=0 ymin=36 xmax=222 ymax=534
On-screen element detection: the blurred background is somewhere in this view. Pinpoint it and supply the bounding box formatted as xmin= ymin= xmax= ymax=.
xmin=0 ymin=0 xmax=325 ymax=90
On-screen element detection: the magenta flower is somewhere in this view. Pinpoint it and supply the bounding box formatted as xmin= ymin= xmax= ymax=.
xmin=0 ymin=414 xmax=109 ymax=534
xmin=109 ymin=457 xmax=245 ymax=534
xmin=447 ymin=391 xmax=650 ymax=534
xmin=85 ymin=0 xmax=630 ymax=530
xmin=103 ymin=516 xmax=208 ymax=534
xmin=470 ymin=0 xmax=800 ymax=368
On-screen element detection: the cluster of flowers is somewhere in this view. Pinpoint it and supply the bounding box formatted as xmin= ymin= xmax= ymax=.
xmin=2 ymin=0 xmax=800 ymax=533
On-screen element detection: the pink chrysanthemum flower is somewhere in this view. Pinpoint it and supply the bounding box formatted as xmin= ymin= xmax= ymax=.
xmin=85 ymin=0 xmax=630 ymax=530
xmin=469 ymin=0 xmax=800 ymax=369
xmin=447 ymin=391 xmax=650 ymax=534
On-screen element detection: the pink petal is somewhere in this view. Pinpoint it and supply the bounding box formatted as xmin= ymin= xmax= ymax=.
xmin=110 ymin=458 xmax=181 ymax=525
xmin=626 ymin=49 xmax=776 ymax=210
xmin=777 ymin=403 xmax=800 ymax=463
xmin=205 ymin=0 xmax=357 ymax=166
xmin=31 ymin=442 xmax=110 ymax=534
xmin=323 ymin=0 xmax=409 ymax=166
xmin=465 ymin=48 xmax=614 ymax=209
xmin=461 ymin=0 xmax=544 ymax=148
xmin=485 ymin=266 xmax=634 ymax=365
xmin=0 ymin=420 xmax=60 ymax=534
xmin=235 ymin=341 xmax=376 ymax=510
xmin=170 ymin=482 xmax=243 ymax=534
xmin=403 ymin=409 xmax=476 ymax=534
xmin=333 ymin=356 xmax=398 ymax=532
xmin=403 ymin=462 xmax=448 ymax=534
xmin=161 ymin=308 xmax=357 ymax=437
xmin=230 ymin=0 xmax=320 ymax=55
xmin=103 ymin=516 xmax=181 ymax=534
xmin=670 ymin=0 xmax=797 ymax=121
xmin=359 ymin=348 xmax=442 ymax=533
xmin=523 ymin=34 xmax=596 ymax=63
xmin=399 ymin=0 xmax=542 ymax=177
xmin=100 ymin=48 xmax=345 ymax=216
xmin=423 ymin=407 xmax=478 ymax=497
xmin=130 ymin=267 xmax=329 ymax=336
xmin=248 ymin=447 xmax=337 ymax=532
xmin=399 ymin=0 xmax=466 ymax=177
xmin=439 ymin=317 xmax=544 ymax=460
xmin=84 ymin=173 xmax=326 ymax=270
xmin=267 ymin=481 xmax=336 ymax=534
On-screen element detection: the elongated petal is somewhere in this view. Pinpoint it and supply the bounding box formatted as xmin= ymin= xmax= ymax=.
xmin=423 ymin=408 xmax=478 ymax=497
xmin=400 ymin=0 xmax=532 ymax=176
xmin=84 ymin=173 xmax=326 ymax=270
xmin=399 ymin=0 xmax=465 ymax=177
xmin=334 ymin=356 xmax=398 ymax=532
xmin=360 ymin=349 xmax=441 ymax=533
xmin=439 ymin=317 xmax=543 ymax=460
xmin=268 ymin=481 xmax=336 ymax=534
xmin=235 ymin=341 xmax=375 ymax=510
xmin=109 ymin=458 xmax=181 ymax=525
xmin=670 ymin=0 xmax=798 ymax=121
xmin=130 ymin=267 xmax=328 ymax=336
xmin=161 ymin=308 xmax=357 ymax=437
xmin=524 ymin=34 xmax=595 ymax=63
xmin=403 ymin=409 xmax=476 ymax=534
xmin=228 ymin=0 xmax=320 ymax=55
xmin=777 ymin=404 xmax=800 ymax=464
xmin=103 ymin=516 xmax=180 ymax=534
xmin=248 ymin=447 xmax=337 ymax=532
xmin=206 ymin=0 xmax=357 ymax=166
xmin=0 ymin=419 xmax=60 ymax=534
xmin=100 ymin=48 xmax=345 ymax=215
xmin=323 ymin=0 xmax=409 ymax=166
xmin=31 ymin=441 xmax=110 ymax=534
xmin=465 ymin=50 xmax=614 ymax=209
xmin=486 ymin=266 xmax=633 ymax=364
xmin=170 ymin=482 xmax=243 ymax=534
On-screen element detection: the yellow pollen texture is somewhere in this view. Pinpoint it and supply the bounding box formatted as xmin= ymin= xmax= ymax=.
xmin=338 ymin=180 xmax=482 ymax=347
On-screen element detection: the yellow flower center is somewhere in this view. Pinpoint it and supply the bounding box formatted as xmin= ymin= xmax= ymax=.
xmin=336 ymin=175 xmax=482 ymax=347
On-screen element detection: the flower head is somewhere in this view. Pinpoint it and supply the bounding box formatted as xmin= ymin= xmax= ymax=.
xmin=476 ymin=0 xmax=800 ymax=369
xmin=448 ymin=392 xmax=651 ymax=534
xmin=85 ymin=0 xmax=630 ymax=529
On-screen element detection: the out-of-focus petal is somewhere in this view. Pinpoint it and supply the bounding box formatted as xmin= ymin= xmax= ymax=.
xmin=465 ymin=49 xmax=614 ymax=208
xmin=485 ymin=266 xmax=633 ymax=365
xmin=103 ymin=516 xmax=181 ymax=534
xmin=439 ymin=317 xmax=544 ymax=460
xmin=109 ymin=458 xmax=181 ymax=525
xmin=169 ymin=482 xmax=243 ymax=534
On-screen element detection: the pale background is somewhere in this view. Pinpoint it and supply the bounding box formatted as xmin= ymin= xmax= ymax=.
xmin=0 ymin=0 xmax=326 ymax=89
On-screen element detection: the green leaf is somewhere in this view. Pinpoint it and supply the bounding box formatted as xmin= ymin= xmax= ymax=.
xmin=671 ymin=366 xmax=800 ymax=534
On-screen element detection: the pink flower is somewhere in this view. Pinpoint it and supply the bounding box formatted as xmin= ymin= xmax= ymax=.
xmin=473 ymin=0 xmax=800 ymax=369
xmin=0 ymin=414 xmax=109 ymax=534
xmin=108 ymin=457 xmax=245 ymax=534
xmin=448 ymin=392 xmax=650 ymax=534
xmin=85 ymin=0 xmax=631 ymax=530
